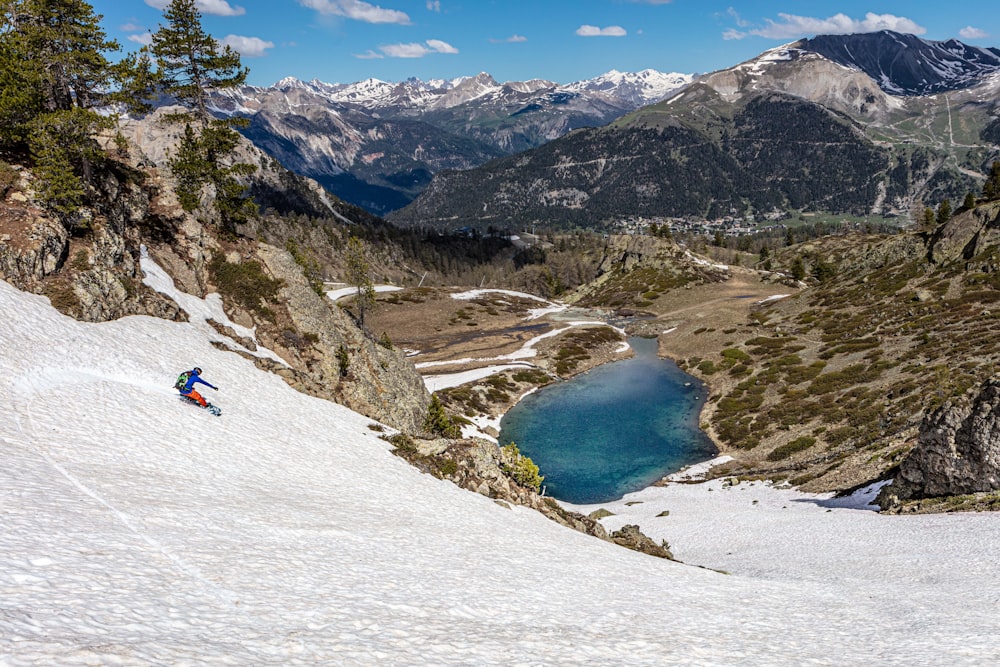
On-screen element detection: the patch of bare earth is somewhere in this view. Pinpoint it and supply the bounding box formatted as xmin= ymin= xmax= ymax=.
xmin=359 ymin=286 xmax=631 ymax=424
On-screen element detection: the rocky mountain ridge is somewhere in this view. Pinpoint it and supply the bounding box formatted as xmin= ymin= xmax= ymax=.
xmin=798 ymin=31 xmax=1000 ymax=96
xmin=209 ymin=70 xmax=692 ymax=215
xmin=390 ymin=31 xmax=1000 ymax=231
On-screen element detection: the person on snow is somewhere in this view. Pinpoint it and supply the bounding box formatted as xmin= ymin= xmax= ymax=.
xmin=177 ymin=367 xmax=218 ymax=407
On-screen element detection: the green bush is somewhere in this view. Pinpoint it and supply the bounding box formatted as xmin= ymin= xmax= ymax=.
xmin=501 ymin=443 xmax=543 ymax=491
xmin=425 ymin=394 xmax=461 ymax=438
xmin=439 ymin=458 xmax=458 ymax=477
xmin=382 ymin=433 xmax=417 ymax=453
xmin=767 ymin=437 xmax=817 ymax=461
xmin=721 ymin=348 xmax=751 ymax=363
xmin=208 ymin=254 xmax=283 ymax=319
xmin=698 ymin=360 xmax=718 ymax=375
xmin=337 ymin=344 xmax=349 ymax=377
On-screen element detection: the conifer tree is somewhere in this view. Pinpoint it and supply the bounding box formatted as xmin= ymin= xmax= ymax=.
xmin=149 ymin=0 xmax=246 ymax=120
xmin=984 ymin=161 xmax=1000 ymax=201
xmin=424 ymin=394 xmax=460 ymax=438
xmin=936 ymin=199 xmax=952 ymax=225
xmin=921 ymin=207 xmax=936 ymax=229
xmin=0 ymin=0 xmax=119 ymax=214
xmin=149 ymin=0 xmax=255 ymax=233
xmin=345 ymin=236 xmax=376 ymax=328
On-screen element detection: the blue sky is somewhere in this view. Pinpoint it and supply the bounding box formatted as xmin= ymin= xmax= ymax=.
xmin=91 ymin=1 xmax=1000 ymax=87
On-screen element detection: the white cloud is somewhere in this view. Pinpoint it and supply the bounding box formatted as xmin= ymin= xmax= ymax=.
xmin=425 ymin=39 xmax=458 ymax=54
xmin=726 ymin=12 xmax=926 ymax=40
xmin=426 ymin=0 xmax=440 ymax=11
xmin=127 ymin=32 xmax=154 ymax=46
xmin=221 ymin=35 xmax=275 ymax=57
xmin=144 ymin=0 xmax=246 ymax=17
xmin=354 ymin=50 xmax=384 ymax=59
xmin=576 ymin=25 xmax=627 ymax=37
xmin=298 ymin=0 xmax=411 ymax=24
xmin=490 ymin=34 xmax=527 ymax=44
xmin=121 ymin=22 xmax=146 ymax=32
xmin=726 ymin=7 xmax=750 ymax=28
xmin=959 ymin=26 xmax=989 ymax=40
xmin=376 ymin=39 xmax=459 ymax=58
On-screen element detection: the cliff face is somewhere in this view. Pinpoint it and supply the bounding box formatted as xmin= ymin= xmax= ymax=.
xmin=879 ymin=379 xmax=1000 ymax=507
xmin=0 ymin=163 xmax=181 ymax=323
xmin=0 ymin=114 xmax=430 ymax=434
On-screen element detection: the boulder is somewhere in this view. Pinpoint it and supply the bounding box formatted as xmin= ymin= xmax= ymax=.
xmin=610 ymin=524 xmax=675 ymax=560
xmin=878 ymin=378 xmax=1000 ymax=507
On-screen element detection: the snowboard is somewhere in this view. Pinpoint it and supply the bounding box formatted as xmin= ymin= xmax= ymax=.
xmin=179 ymin=395 xmax=222 ymax=416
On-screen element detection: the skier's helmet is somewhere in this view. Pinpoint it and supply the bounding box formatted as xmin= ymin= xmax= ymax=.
xmin=193 ymin=367 xmax=202 ymax=375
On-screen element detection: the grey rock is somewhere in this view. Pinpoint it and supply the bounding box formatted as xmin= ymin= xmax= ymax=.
xmin=610 ymin=524 xmax=675 ymax=560
xmin=879 ymin=377 xmax=1000 ymax=506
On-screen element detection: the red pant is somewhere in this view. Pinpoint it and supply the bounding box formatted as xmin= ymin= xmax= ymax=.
xmin=183 ymin=390 xmax=207 ymax=407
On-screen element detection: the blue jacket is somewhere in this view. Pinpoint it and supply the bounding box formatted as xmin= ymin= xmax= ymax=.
xmin=181 ymin=371 xmax=217 ymax=394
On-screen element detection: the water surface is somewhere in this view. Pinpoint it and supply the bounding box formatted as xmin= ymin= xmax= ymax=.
xmin=499 ymin=337 xmax=716 ymax=504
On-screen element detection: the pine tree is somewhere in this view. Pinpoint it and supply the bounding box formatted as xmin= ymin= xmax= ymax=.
xmin=984 ymin=161 xmax=1000 ymax=201
xmin=790 ymin=256 xmax=806 ymax=281
xmin=921 ymin=206 xmax=936 ymax=229
xmin=149 ymin=0 xmax=255 ymax=233
xmin=149 ymin=0 xmax=246 ymax=120
xmin=0 ymin=0 xmax=120 ymax=215
xmin=936 ymin=199 xmax=952 ymax=225
xmin=424 ymin=394 xmax=460 ymax=438
xmin=3 ymin=0 xmax=119 ymax=114
xmin=961 ymin=192 xmax=976 ymax=211
xmin=345 ymin=236 xmax=376 ymax=329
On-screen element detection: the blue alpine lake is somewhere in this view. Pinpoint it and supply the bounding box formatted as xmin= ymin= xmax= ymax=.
xmin=498 ymin=336 xmax=717 ymax=504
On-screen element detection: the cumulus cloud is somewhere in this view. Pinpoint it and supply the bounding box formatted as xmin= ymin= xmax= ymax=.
xmin=127 ymin=32 xmax=154 ymax=46
xmin=726 ymin=12 xmax=926 ymax=40
xmin=959 ymin=26 xmax=989 ymax=40
xmin=426 ymin=0 xmax=440 ymax=11
xmin=298 ymin=0 xmax=411 ymax=24
xmin=576 ymin=25 xmax=627 ymax=37
xmin=370 ymin=39 xmax=459 ymax=58
xmin=221 ymin=35 xmax=275 ymax=57
xmin=144 ymin=0 xmax=245 ymax=17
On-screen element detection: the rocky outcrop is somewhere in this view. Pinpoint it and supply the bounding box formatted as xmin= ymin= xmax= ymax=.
xmin=610 ymin=524 xmax=674 ymax=560
xmin=928 ymin=202 xmax=1000 ymax=268
xmin=255 ymin=244 xmax=429 ymax=433
xmin=878 ymin=378 xmax=1000 ymax=508
xmin=390 ymin=433 xmax=675 ymax=558
xmin=397 ymin=435 xmax=610 ymax=535
xmin=0 ymin=165 xmax=180 ymax=322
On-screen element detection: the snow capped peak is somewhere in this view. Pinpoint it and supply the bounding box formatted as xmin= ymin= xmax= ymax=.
xmin=274 ymin=76 xmax=307 ymax=89
xmin=238 ymin=70 xmax=695 ymax=114
xmin=565 ymin=69 xmax=694 ymax=106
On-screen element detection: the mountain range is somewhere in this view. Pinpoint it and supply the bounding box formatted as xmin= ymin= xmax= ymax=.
xmin=210 ymin=70 xmax=692 ymax=215
xmin=388 ymin=31 xmax=1000 ymax=231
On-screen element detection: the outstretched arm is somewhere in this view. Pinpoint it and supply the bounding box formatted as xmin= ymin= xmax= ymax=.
xmin=191 ymin=376 xmax=218 ymax=391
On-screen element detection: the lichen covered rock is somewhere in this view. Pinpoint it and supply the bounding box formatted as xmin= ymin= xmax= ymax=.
xmin=879 ymin=378 xmax=1000 ymax=508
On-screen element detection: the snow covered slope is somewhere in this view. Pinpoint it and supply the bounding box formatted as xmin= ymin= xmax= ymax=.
xmin=2 ymin=276 xmax=999 ymax=665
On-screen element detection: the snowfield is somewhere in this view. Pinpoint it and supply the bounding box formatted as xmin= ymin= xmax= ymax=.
xmin=2 ymin=278 xmax=1000 ymax=666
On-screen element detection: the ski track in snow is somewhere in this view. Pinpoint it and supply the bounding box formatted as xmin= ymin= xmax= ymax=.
xmin=1 ymin=279 xmax=1000 ymax=666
